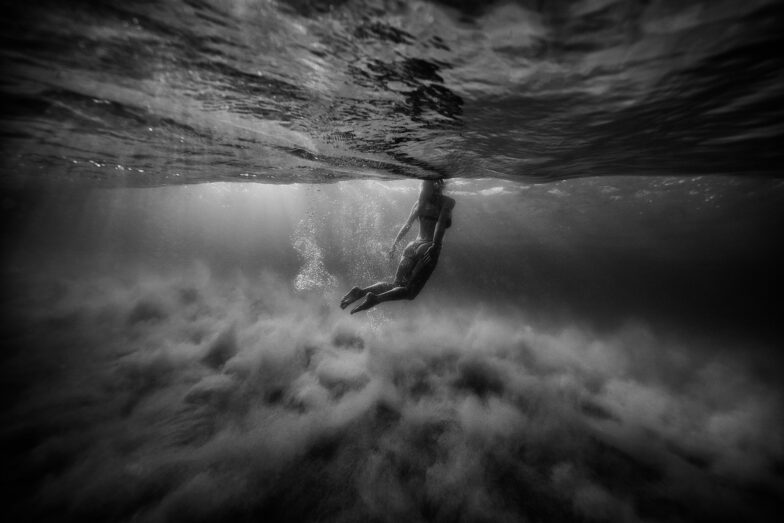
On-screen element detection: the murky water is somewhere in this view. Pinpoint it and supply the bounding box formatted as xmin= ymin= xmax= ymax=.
xmin=2 ymin=0 xmax=782 ymax=185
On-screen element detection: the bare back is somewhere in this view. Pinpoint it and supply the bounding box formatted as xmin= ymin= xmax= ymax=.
xmin=416 ymin=195 xmax=454 ymax=241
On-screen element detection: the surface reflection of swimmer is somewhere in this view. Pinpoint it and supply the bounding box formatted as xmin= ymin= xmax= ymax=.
xmin=341 ymin=179 xmax=455 ymax=314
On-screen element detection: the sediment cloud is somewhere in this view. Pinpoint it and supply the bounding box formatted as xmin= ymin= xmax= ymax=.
xmin=2 ymin=265 xmax=781 ymax=522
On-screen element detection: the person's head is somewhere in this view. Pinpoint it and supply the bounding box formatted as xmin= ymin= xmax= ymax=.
xmin=420 ymin=178 xmax=445 ymax=201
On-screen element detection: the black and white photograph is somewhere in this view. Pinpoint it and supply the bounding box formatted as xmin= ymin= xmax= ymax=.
xmin=1 ymin=1 xmax=782 ymax=521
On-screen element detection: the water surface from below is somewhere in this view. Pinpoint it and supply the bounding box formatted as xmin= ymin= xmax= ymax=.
xmin=2 ymin=0 xmax=782 ymax=185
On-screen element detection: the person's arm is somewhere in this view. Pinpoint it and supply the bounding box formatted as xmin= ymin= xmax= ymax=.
xmin=424 ymin=197 xmax=454 ymax=263
xmin=389 ymin=201 xmax=418 ymax=257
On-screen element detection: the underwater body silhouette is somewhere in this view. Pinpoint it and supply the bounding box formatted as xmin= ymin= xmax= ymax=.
xmin=341 ymin=179 xmax=454 ymax=313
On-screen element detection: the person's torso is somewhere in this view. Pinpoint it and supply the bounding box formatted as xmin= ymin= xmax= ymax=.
xmin=417 ymin=196 xmax=452 ymax=240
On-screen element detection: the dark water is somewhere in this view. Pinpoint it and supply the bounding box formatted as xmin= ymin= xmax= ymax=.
xmin=2 ymin=0 xmax=783 ymax=184
xmin=2 ymin=2 xmax=784 ymax=523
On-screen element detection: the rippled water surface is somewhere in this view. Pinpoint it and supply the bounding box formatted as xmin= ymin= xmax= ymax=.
xmin=2 ymin=0 xmax=782 ymax=184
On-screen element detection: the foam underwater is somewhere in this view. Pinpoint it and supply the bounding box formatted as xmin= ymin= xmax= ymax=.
xmin=1 ymin=255 xmax=782 ymax=522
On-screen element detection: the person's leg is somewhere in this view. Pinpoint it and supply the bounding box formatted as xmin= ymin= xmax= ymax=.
xmin=340 ymin=287 xmax=364 ymax=309
xmin=350 ymin=253 xmax=440 ymax=314
xmin=393 ymin=255 xmax=415 ymax=284
xmin=350 ymin=286 xmax=408 ymax=314
xmin=342 ymin=251 xmax=417 ymax=310
xmin=349 ymin=256 xmax=417 ymax=313
xmin=362 ymin=282 xmax=395 ymax=295
xmin=341 ymin=277 xmax=407 ymax=309
xmin=404 ymin=254 xmax=436 ymax=300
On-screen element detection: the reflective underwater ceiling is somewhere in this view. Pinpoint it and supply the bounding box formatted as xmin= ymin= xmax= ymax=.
xmin=1 ymin=0 xmax=783 ymax=183
xmin=2 ymin=1 xmax=784 ymax=523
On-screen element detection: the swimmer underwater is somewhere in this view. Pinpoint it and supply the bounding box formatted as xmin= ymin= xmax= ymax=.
xmin=340 ymin=179 xmax=455 ymax=314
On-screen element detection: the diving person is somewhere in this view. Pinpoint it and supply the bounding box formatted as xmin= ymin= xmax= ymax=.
xmin=340 ymin=179 xmax=454 ymax=314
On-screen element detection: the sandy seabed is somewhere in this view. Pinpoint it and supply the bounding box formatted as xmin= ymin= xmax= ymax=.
xmin=2 ymin=263 xmax=781 ymax=523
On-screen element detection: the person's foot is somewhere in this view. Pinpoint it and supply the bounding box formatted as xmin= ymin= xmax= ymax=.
xmin=340 ymin=287 xmax=365 ymax=309
xmin=350 ymin=293 xmax=379 ymax=314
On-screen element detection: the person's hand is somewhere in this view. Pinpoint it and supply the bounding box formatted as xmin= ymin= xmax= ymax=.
xmin=423 ymin=243 xmax=440 ymax=265
xmin=387 ymin=245 xmax=398 ymax=261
